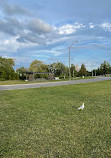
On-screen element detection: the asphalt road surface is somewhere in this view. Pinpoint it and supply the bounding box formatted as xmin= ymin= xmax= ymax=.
xmin=0 ymin=77 xmax=111 ymax=91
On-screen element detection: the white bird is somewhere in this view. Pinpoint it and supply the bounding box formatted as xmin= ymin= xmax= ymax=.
xmin=78 ymin=103 xmax=84 ymax=110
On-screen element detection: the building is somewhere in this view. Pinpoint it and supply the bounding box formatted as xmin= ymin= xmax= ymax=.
xmin=75 ymin=65 xmax=80 ymax=72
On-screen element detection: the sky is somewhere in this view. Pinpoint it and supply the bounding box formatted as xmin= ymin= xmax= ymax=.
xmin=0 ymin=0 xmax=111 ymax=71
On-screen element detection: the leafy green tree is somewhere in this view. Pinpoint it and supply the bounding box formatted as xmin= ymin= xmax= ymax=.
xmin=50 ymin=62 xmax=68 ymax=78
xmin=16 ymin=67 xmax=28 ymax=80
xmin=28 ymin=60 xmax=49 ymax=79
xmin=109 ymin=67 xmax=111 ymax=74
xmin=100 ymin=61 xmax=110 ymax=75
xmin=0 ymin=57 xmax=17 ymax=80
xmin=16 ymin=67 xmax=28 ymax=74
xmin=79 ymin=64 xmax=87 ymax=77
xmin=70 ymin=64 xmax=78 ymax=77
xmin=29 ymin=60 xmax=48 ymax=72
xmin=94 ymin=68 xmax=100 ymax=76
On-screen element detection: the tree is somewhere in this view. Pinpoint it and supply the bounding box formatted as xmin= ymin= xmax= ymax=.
xmin=28 ymin=60 xmax=49 ymax=79
xmin=100 ymin=61 xmax=110 ymax=75
xmin=16 ymin=67 xmax=28 ymax=74
xmin=79 ymin=64 xmax=87 ymax=77
xmin=0 ymin=57 xmax=17 ymax=80
xmin=94 ymin=68 xmax=100 ymax=76
xmin=50 ymin=62 xmax=68 ymax=78
xmin=28 ymin=60 xmax=48 ymax=72
xmin=109 ymin=67 xmax=111 ymax=74
xmin=70 ymin=64 xmax=78 ymax=77
xmin=16 ymin=67 xmax=28 ymax=80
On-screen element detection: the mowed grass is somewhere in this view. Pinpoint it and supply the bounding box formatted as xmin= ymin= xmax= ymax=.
xmin=0 ymin=80 xmax=111 ymax=158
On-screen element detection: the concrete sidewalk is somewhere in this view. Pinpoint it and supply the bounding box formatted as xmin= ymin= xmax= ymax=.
xmin=0 ymin=77 xmax=111 ymax=90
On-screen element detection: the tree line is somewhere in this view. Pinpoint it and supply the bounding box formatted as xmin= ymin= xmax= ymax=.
xmin=0 ymin=56 xmax=111 ymax=80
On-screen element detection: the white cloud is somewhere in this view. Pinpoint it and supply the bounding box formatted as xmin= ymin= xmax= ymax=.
xmin=89 ymin=23 xmax=94 ymax=29
xmin=38 ymin=50 xmax=63 ymax=56
xmin=58 ymin=24 xmax=76 ymax=34
xmin=52 ymin=45 xmax=65 ymax=51
xmin=0 ymin=16 xmax=53 ymax=45
xmin=0 ymin=35 xmax=37 ymax=53
xmin=46 ymin=36 xmax=71 ymax=45
xmin=2 ymin=55 xmax=15 ymax=59
xmin=100 ymin=23 xmax=111 ymax=31
xmin=58 ymin=23 xmax=85 ymax=35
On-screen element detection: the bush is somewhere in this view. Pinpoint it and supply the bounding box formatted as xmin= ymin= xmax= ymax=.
xmin=0 ymin=78 xmax=6 ymax=81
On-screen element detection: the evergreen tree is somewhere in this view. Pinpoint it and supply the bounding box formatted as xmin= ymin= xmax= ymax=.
xmin=79 ymin=64 xmax=87 ymax=77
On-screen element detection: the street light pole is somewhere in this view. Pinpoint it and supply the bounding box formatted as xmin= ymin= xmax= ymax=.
xmin=73 ymin=69 xmax=74 ymax=80
xmin=92 ymin=70 xmax=93 ymax=77
xmin=95 ymin=70 xmax=96 ymax=76
xmin=69 ymin=47 xmax=71 ymax=80
xmin=68 ymin=41 xmax=78 ymax=80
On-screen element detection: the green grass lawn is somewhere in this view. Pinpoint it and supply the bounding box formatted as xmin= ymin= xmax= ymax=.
xmin=0 ymin=80 xmax=111 ymax=158
xmin=0 ymin=76 xmax=96 ymax=85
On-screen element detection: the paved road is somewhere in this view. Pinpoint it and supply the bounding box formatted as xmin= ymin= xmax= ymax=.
xmin=0 ymin=77 xmax=111 ymax=91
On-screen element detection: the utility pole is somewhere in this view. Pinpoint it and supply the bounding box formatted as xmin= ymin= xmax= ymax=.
xmin=73 ymin=69 xmax=74 ymax=80
xmin=95 ymin=70 xmax=96 ymax=76
xmin=69 ymin=47 xmax=71 ymax=80
xmin=92 ymin=70 xmax=93 ymax=77
xmin=68 ymin=41 xmax=78 ymax=80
